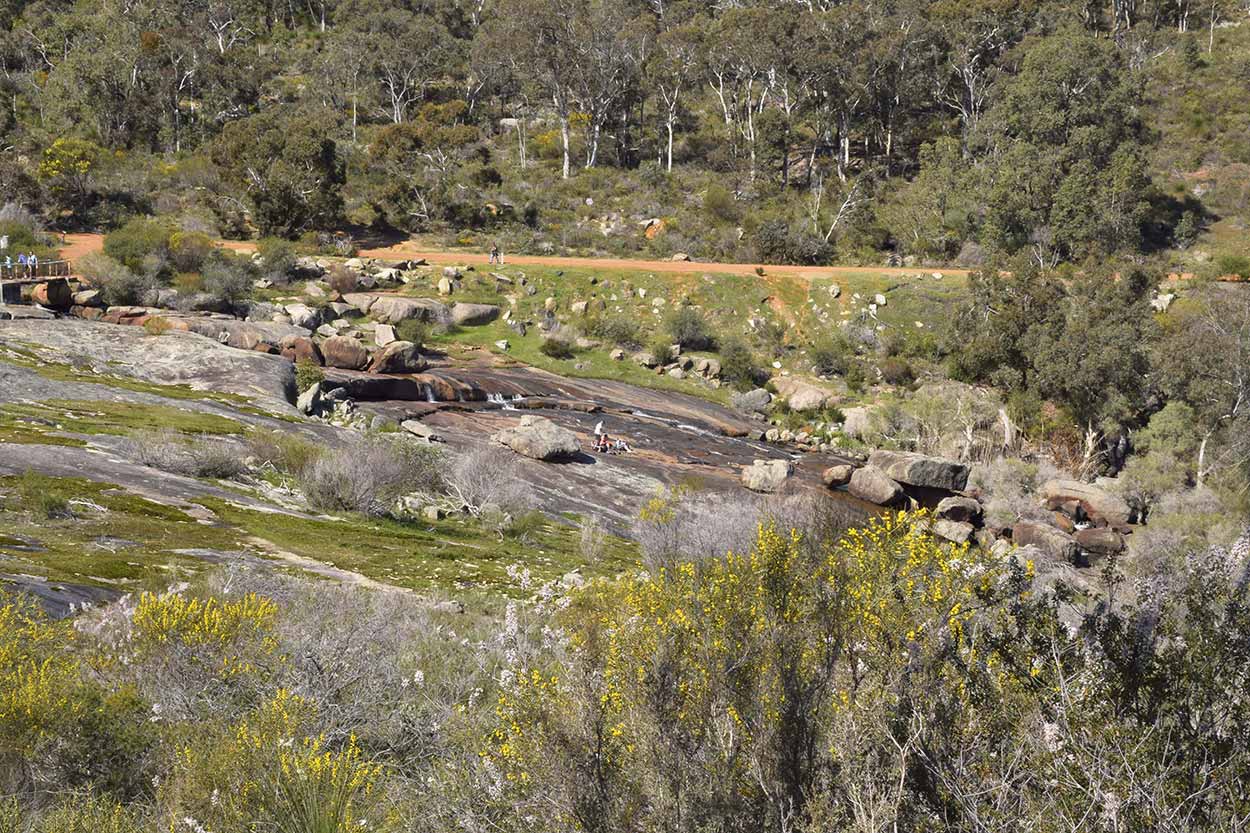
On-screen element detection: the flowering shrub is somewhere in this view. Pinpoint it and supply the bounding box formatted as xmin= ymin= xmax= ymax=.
xmin=170 ymin=689 xmax=384 ymax=833
xmin=484 ymin=512 xmax=1045 ymax=830
xmin=0 ymin=599 xmax=83 ymax=757
xmin=131 ymin=591 xmax=278 ymax=677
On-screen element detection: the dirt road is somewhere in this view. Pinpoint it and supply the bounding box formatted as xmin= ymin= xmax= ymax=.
xmin=60 ymin=233 xmax=968 ymax=282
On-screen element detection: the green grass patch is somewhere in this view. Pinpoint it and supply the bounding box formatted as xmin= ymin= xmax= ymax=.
xmin=0 ymin=474 xmax=243 ymax=586
xmin=199 ymin=498 xmax=639 ymax=595
xmin=0 ymin=399 xmax=245 ymax=441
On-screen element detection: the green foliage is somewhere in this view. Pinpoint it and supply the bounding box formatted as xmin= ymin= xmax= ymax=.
xmin=211 ymin=107 xmax=344 ymax=238
xmin=294 ymin=360 xmax=325 ymax=394
xmin=103 ymin=217 xmax=173 ymax=274
xmin=808 ymin=333 xmax=853 ymax=376
xmin=717 ymin=335 xmax=757 ymax=390
xmin=665 ymin=306 xmax=715 ymax=351
xmin=539 ymin=335 xmax=575 ymax=360
xmin=584 ymin=314 xmax=643 ymax=349
xmin=393 ymin=319 xmax=429 ymax=348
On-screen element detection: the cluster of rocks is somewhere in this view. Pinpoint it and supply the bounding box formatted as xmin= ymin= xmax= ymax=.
xmin=620 ymin=344 xmax=723 ymax=384
xmin=33 ymin=262 xmax=502 ymax=380
xmin=822 ymin=451 xmax=1134 ymax=568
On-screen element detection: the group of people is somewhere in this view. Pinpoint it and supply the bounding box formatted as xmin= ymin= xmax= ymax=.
xmin=592 ymin=421 xmax=632 ymax=454
xmin=2 ymin=252 xmax=40 ymax=278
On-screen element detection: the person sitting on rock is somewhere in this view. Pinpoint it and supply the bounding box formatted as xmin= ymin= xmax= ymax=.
xmin=612 ymin=437 xmax=631 ymax=453
xmin=596 ymin=432 xmax=611 ymax=453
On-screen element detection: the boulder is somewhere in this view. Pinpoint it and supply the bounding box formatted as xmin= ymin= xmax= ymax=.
xmin=1074 ymin=527 xmax=1126 ymax=557
xmin=848 ymin=466 xmax=904 ymax=506
xmin=450 ymin=303 xmax=501 ymax=326
xmin=633 ymin=351 xmax=660 ymax=368
xmin=296 ymin=382 xmax=323 ymax=416
xmin=732 ymin=388 xmax=773 ymax=413
xmin=822 ymin=464 xmax=854 ymax=487
xmin=182 ymin=319 xmax=309 ymax=353
xmin=671 ymin=253 xmax=691 ymax=262
xmin=437 ymin=277 xmax=454 ymax=295
xmin=367 ymin=297 xmax=448 ymax=325
xmin=935 ymin=495 xmax=983 ymax=524
xmin=367 ymin=341 xmax=427 ymax=374
xmin=874 ymin=293 xmax=887 ymax=306
xmin=374 ymin=324 xmax=397 ymax=347
xmin=492 ymin=415 xmax=581 ymax=461
xmin=1040 ymin=479 xmax=1132 ymax=528
xmin=867 ymin=450 xmax=969 ymax=492
xmin=742 ymin=459 xmax=793 ymax=493
xmin=1012 ymin=521 xmax=1079 ymax=564
xmin=773 ymin=377 xmax=836 ymax=412
xmin=284 ymin=303 xmax=321 ymax=330
xmin=933 ymin=519 xmax=975 ymax=545
xmin=400 ymin=420 xmax=444 ymax=443
xmin=321 ymin=335 xmax=369 ymax=370
xmin=342 ymin=293 xmax=379 ymax=315
xmin=32 ymin=281 xmax=71 ymax=309
xmin=841 ymin=406 xmax=874 ymax=439
xmin=71 ymin=289 xmax=103 ymax=307
xmin=279 ymin=335 xmax=323 ymax=366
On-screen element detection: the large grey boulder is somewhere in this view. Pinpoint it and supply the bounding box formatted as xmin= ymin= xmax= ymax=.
xmin=867 ymin=450 xmax=969 ymax=492
xmin=367 ymin=341 xmax=427 ymax=374
xmin=1074 ymin=527 xmax=1126 ymax=557
xmin=368 ymin=296 xmax=448 ymax=325
xmin=492 ymin=415 xmax=581 ymax=461
xmin=935 ymin=495 xmax=983 ymax=524
xmin=181 ymin=319 xmax=309 ymax=353
xmin=848 ymin=466 xmax=904 ymax=505
xmin=284 ymin=303 xmax=322 ymax=330
xmin=732 ymin=388 xmax=773 ymax=413
xmin=321 ymin=335 xmax=369 ymax=370
xmin=741 ymin=459 xmax=793 ymax=493
xmin=1040 ymin=479 xmax=1133 ymax=528
xmin=450 ymin=303 xmax=501 ymax=326
xmin=933 ymin=519 xmax=975 ymax=545
xmin=1013 ymin=521 xmax=1079 ymax=564
xmin=840 ymin=406 xmax=874 ymax=439
xmin=822 ymin=464 xmax=855 ymax=487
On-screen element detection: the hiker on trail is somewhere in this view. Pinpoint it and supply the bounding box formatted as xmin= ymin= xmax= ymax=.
xmin=3 ymin=255 xmax=10 ymax=277
xmin=29 ymin=252 xmax=37 ymax=277
xmin=489 ymin=243 xmax=501 ymax=265
xmin=593 ymin=420 xmax=604 ymax=439
xmin=17 ymin=252 xmax=27 ymax=277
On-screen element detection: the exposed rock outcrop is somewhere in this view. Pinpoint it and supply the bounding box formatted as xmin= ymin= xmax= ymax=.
xmin=742 ymin=459 xmax=793 ymax=493
xmin=321 ymin=335 xmax=369 ymax=370
xmin=866 ymin=450 xmax=970 ymax=492
xmin=1013 ymin=521 xmax=1079 ymax=564
xmin=492 ymin=415 xmax=581 ymax=461
xmin=848 ymin=466 xmax=904 ymax=505
xmin=1040 ymin=479 xmax=1132 ymax=528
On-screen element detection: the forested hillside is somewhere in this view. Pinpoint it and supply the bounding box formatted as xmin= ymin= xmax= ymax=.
xmin=2 ymin=0 xmax=1249 ymax=269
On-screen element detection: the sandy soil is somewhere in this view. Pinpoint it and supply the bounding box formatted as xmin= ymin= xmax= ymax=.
xmin=58 ymin=233 xmax=969 ymax=282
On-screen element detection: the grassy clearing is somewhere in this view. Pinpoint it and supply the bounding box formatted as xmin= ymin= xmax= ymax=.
xmin=1 ymin=472 xmax=639 ymax=600
xmin=402 ymin=262 xmax=969 ymax=401
xmin=200 ymin=498 xmax=638 ymax=595
xmin=0 ymin=473 xmax=242 ymax=586
xmin=0 ymin=399 xmax=245 ymax=444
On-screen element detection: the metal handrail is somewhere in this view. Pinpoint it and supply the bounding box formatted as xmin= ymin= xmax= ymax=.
xmin=0 ymin=259 xmax=72 ymax=280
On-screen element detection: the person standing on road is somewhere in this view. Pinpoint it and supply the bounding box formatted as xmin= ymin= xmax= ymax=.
xmin=489 ymin=243 xmax=502 ymax=265
xmin=29 ymin=252 xmax=38 ymax=277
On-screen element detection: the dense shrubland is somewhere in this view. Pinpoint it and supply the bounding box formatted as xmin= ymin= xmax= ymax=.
xmin=0 ymin=0 xmax=1248 ymax=270
xmin=2 ymin=512 xmax=1247 ymax=832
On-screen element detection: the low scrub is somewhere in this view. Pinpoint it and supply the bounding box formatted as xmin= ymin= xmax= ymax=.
xmin=127 ymin=429 xmax=248 ymax=479
xmin=298 ymin=433 xmax=442 ymax=516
